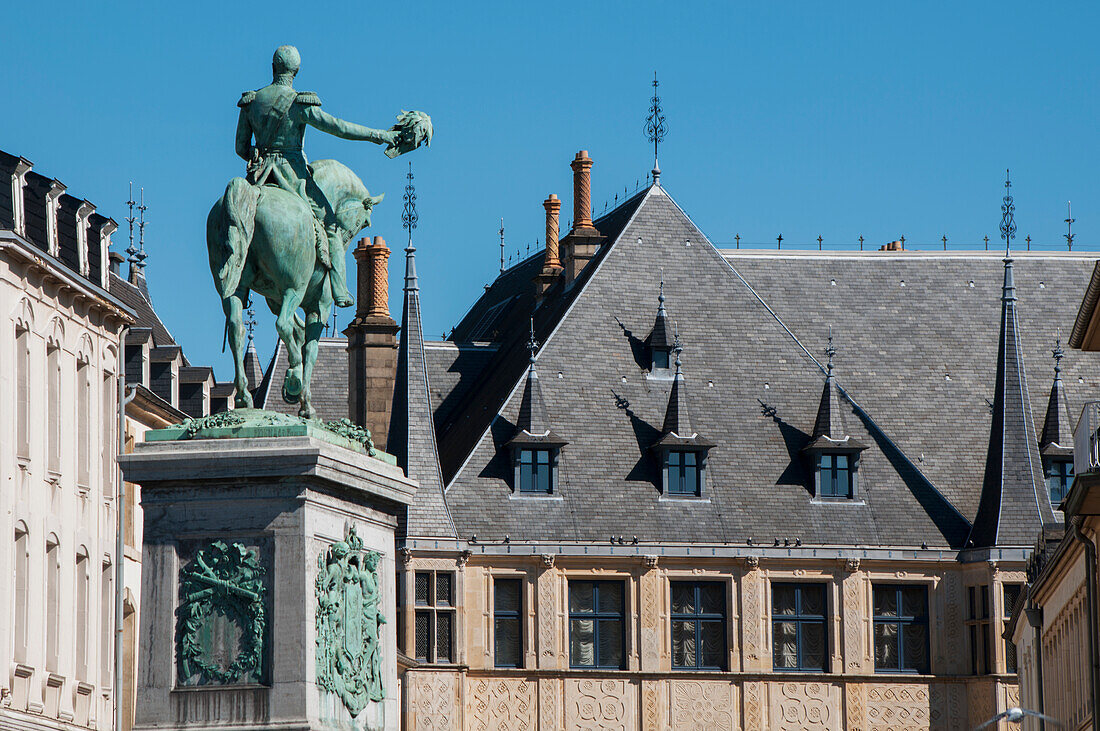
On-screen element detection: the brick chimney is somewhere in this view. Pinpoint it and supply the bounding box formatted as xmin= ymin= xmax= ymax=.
xmin=535 ymin=194 xmax=563 ymax=297
xmin=345 ymin=236 xmax=399 ymax=448
xmin=879 ymin=240 xmax=905 ymax=252
xmin=560 ymin=150 xmax=604 ymax=283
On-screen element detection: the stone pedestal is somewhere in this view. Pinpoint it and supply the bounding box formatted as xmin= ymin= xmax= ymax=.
xmin=120 ymin=428 xmax=415 ymax=731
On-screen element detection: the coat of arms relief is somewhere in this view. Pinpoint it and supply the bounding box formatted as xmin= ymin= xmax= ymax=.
xmin=315 ymin=524 xmax=386 ymax=716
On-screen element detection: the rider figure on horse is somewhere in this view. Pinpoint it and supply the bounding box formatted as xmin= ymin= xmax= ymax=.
xmin=235 ymin=45 xmax=399 ymax=308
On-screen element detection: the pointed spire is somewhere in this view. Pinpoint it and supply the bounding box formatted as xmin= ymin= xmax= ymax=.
xmin=1040 ymin=335 xmax=1072 ymax=454
xmin=509 ymin=318 xmax=559 ymax=442
xmin=242 ymin=306 xmax=263 ymax=393
xmin=809 ymin=330 xmax=853 ymax=443
xmin=969 ymin=188 xmax=1057 ymax=547
xmin=659 ymin=331 xmax=693 ymax=438
xmin=388 ymin=164 xmax=456 ymax=538
xmin=648 ymin=273 xmax=673 ymax=355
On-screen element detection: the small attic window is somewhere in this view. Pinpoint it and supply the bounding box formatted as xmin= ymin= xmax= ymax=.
xmin=657 ymin=447 xmax=709 ymax=497
xmin=516 ymin=447 xmax=558 ymax=494
xmin=816 ymin=452 xmax=855 ymax=499
xmin=652 ymin=348 xmax=670 ymax=371
xmin=1045 ymin=458 xmax=1073 ymax=506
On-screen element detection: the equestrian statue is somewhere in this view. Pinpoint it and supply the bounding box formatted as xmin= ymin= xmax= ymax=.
xmin=207 ymin=45 xmax=431 ymax=418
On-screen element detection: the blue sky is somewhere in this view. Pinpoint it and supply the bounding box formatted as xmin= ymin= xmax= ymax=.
xmin=5 ymin=1 xmax=1099 ymax=376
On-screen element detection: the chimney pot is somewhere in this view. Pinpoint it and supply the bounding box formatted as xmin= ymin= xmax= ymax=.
xmin=570 ymin=150 xmax=595 ymax=231
xmin=543 ymin=194 xmax=561 ymax=270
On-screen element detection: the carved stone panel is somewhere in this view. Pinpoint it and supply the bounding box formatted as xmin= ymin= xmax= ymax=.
xmin=670 ymin=679 xmax=738 ymax=731
xmin=844 ymin=681 xmax=866 ymax=731
xmin=564 ymin=678 xmax=636 ymax=731
xmin=536 ymin=568 xmax=560 ymax=669
xmin=409 ymin=670 xmax=459 ymax=731
xmin=929 ymin=682 xmax=967 ymax=729
xmin=865 ymin=683 xmax=930 ymax=731
xmin=967 ymin=679 xmax=995 ymax=731
xmin=940 ymin=572 xmax=964 ymax=674
xmin=468 ymin=676 xmax=536 ymax=731
xmin=768 ymin=681 xmax=840 ymax=730
xmin=841 ymin=571 xmax=865 ymax=673
xmin=639 ymin=569 xmax=662 ymax=672
xmin=740 ymin=569 xmax=765 ymax=671
xmin=742 ymin=681 xmax=764 ymax=731
xmin=538 ymin=677 xmax=560 ymax=731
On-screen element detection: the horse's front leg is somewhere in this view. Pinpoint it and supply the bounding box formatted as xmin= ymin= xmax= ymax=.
xmin=221 ymin=288 xmax=253 ymax=408
xmin=275 ymin=289 xmax=306 ymax=405
xmin=298 ymin=301 xmax=330 ymax=420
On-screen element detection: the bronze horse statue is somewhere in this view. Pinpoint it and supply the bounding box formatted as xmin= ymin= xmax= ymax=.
xmin=207 ymin=159 xmax=382 ymax=418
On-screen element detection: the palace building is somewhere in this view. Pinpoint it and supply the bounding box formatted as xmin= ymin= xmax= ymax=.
xmin=256 ymin=151 xmax=1100 ymax=730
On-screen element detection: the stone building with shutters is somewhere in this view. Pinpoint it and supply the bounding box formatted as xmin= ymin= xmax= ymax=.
xmin=0 ymin=150 xmax=245 ymax=731
xmin=255 ymin=150 xmax=1098 ymax=730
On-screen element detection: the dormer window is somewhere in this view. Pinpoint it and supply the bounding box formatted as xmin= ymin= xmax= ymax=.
xmin=517 ymin=448 xmax=557 ymax=494
xmin=816 ymin=452 xmax=856 ymax=499
xmin=1046 ymin=459 xmax=1073 ymax=506
xmin=662 ymin=448 xmax=707 ymax=496
xmin=652 ymin=347 xmax=670 ymax=371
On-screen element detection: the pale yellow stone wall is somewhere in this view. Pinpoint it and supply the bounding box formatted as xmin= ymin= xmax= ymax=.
xmin=401 ymin=552 xmax=1023 ymax=730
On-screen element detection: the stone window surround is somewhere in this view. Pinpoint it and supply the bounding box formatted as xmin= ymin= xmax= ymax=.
xmin=661 ymin=571 xmax=737 ymax=673
xmin=870 ymin=582 xmax=932 ymax=674
xmin=567 ymin=578 xmax=628 ymax=670
xmin=511 ymin=445 xmax=562 ymax=496
xmin=399 ymin=555 xmax=468 ymax=668
xmin=965 ymin=583 xmax=992 ymax=675
xmin=761 ymin=567 xmax=844 ymax=675
xmin=655 ymin=445 xmax=711 ymax=499
xmin=413 ymin=569 xmax=458 ymax=664
xmin=559 ymin=568 xmax=639 ymax=671
xmin=812 ymin=449 xmax=862 ymax=501
xmin=485 ymin=568 xmax=534 ymax=671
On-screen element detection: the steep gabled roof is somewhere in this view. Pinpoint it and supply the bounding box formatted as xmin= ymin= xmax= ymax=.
xmin=1039 ymin=342 xmax=1072 ymax=455
xmin=968 ymin=254 xmax=1059 ymax=547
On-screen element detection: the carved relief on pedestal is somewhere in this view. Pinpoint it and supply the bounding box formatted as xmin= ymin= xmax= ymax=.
xmin=670 ymin=679 xmax=737 ymax=731
xmin=740 ymin=568 xmax=764 ymax=669
xmin=769 ymin=681 xmax=839 ymax=731
xmin=1003 ymin=681 xmax=1020 ymax=711
xmin=866 ymin=684 xmax=930 ymax=731
xmin=538 ymin=677 xmax=560 ymax=731
xmin=565 ymin=678 xmax=634 ymax=731
xmin=411 ymin=671 xmax=459 ymax=731
xmin=841 ymin=572 xmax=864 ymax=672
xmin=967 ymin=680 xmax=995 ymax=731
xmin=468 ymin=676 xmax=535 ymax=731
xmin=743 ymin=681 xmax=764 ymax=731
xmin=641 ymin=679 xmax=663 ymax=731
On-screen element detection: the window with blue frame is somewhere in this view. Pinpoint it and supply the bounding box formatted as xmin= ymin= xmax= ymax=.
xmin=568 ymin=581 xmax=624 ymax=669
xmin=670 ymin=581 xmax=726 ymax=670
xmin=818 ymin=453 xmax=852 ymax=498
xmin=1046 ymin=459 xmax=1073 ymax=506
xmin=771 ymin=583 xmax=827 ymax=671
xmin=518 ymin=448 xmax=554 ymax=493
xmin=667 ymin=450 xmax=701 ymax=495
xmin=493 ymin=578 xmax=522 ymax=668
xmin=873 ymin=584 xmax=929 ymax=673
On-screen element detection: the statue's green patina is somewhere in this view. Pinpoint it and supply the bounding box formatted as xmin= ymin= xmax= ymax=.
xmin=315 ymin=524 xmax=385 ymax=715
xmin=208 ymin=45 xmax=431 ymax=418
xmin=177 ymin=541 xmax=267 ymax=686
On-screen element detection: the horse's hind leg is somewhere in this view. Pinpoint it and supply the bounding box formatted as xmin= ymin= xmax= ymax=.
xmin=222 ymin=288 xmax=253 ymax=408
xmin=274 ymin=289 xmax=306 ymax=404
xmin=298 ymin=300 xmax=331 ymax=420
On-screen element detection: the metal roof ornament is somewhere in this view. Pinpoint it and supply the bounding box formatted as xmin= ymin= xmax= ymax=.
xmin=1052 ymin=334 xmax=1064 ymax=379
xmin=657 ymin=273 xmax=666 ymax=317
xmin=136 ymin=186 xmax=148 ymax=269
xmin=125 ymin=182 xmax=139 ymax=267
xmin=402 ymin=160 xmax=418 ymax=248
xmin=499 ymin=218 xmax=505 ymax=273
xmin=245 ymin=306 xmax=257 ymax=343
xmin=1000 ymin=169 xmax=1016 ymax=255
xmin=644 ymin=71 xmax=668 ymax=180
xmin=527 ymin=317 xmax=538 ymax=365
xmin=1065 ymin=201 xmax=1075 ymax=251
xmin=824 ymin=327 xmax=837 ymax=376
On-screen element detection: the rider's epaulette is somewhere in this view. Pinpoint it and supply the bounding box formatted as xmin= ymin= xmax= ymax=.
xmin=295 ymin=91 xmax=321 ymax=106
xmin=237 ymin=90 xmax=256 ymax=107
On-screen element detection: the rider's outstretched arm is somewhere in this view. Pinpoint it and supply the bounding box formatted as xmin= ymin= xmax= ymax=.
xmin=303 ymin=106 xmax=394 ymax=145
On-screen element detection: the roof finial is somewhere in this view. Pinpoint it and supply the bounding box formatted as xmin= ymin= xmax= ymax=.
xmin=824 ymin=326 xmax=837 ymax=376
xmin=245 ymin=305 xmax=257 ymax=343
xmin=499 ymin=217 xmax=505 ymax=273
xmin=1000 ymin=168 xmax=1016 ymax=256
xmin=644 ymin=71 xmax=667 ymax=183
xmin=1053 ymin=332 xmax=1065 ymax=379
xmin=527 ymin=317 xmax=538 ymax=365
xmin=125 ymin=182 xmax=138 ymax=268
xmin=402 ymin=160 xmax=418 ymax=250
xmin=136 ymin=186 xmax=148 ymax=269
xmin=1065 ymin=201 xmax=1075 ymax=252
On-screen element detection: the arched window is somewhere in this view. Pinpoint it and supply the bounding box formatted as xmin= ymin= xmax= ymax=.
xmin=16 ymin=323 xmax=31 ymax=459
xmin=76 ymin=547 xmax=89 ymax=678
xmin=77 ymin=359 xmax=91 ymax=490
xmin=14 ymin=522 xmax=28 ymax=663
xmin=102 ymin=372 xmax=115 ymax=500
xmin=45 ymin=535 xmax=60 ymax=671
xmin=47 ymin=342 xmax=61 ymax=474
xmin=101 ymin=559 xmax=113 ymax=687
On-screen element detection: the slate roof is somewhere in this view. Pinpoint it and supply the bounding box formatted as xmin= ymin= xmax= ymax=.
xmin=1039 ymin=347 xmax=1072 ymax=455
xmin=111 ymin=271 xmax=185 ymax=356
xmin=250 ymin=181 xmax=1100 ymax=551
xmin=256 ymin=339 xmax=348 ymax=421
xmin=439 ymin=185 xmax=1100 ymax=548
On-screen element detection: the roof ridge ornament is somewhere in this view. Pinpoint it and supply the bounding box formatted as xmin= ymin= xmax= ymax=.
xmin=824 ymin=326 xmax=836 ymax=376
xmin=527 ymin=317 xmax=538 ymax=365
xmin=644 ymin=71 xmax=667 ymax=184
xmin=1065 ymin=201 xmax=1075 ymax=252
xmin=137 ymin=186 xmax=148 ymax=270
xmin=1000 ymin=168 xmax=1016 ymax=257
xmin=1052 ymin=332 xmax=1064 ymax=380
xmin=402 ymin=160 xmax=418 ymax=249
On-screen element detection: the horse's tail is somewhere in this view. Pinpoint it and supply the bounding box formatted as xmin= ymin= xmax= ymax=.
xmin=209 ymin=177 xmax=259 ymax=299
